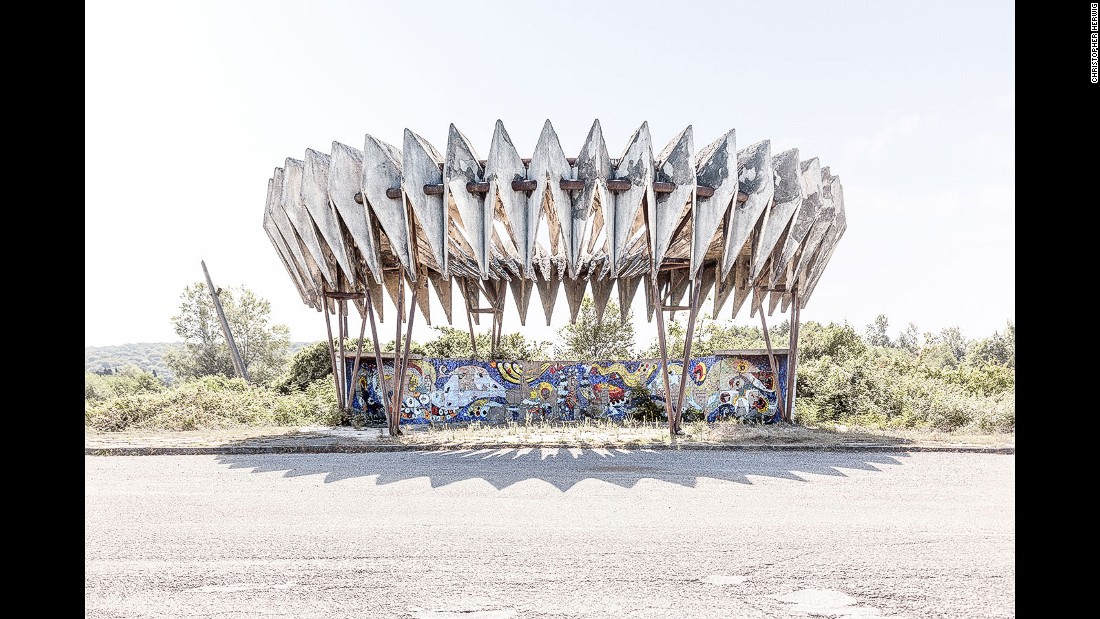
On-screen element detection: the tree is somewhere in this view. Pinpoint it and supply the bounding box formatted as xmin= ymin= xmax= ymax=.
xmin=897 ymin=322 xmax=921 ymax=354
xmin=421 ymin=325 xmax=550 ymax=360
xmin=555 ymin=295 xmax=635 ymax=360
xmin=864 ymin=314 xmax=892 ymax=347
xmin=644 ymin=316 xmax=769 ymax=359
xmin=938 ymin=326 xmax=968 ymax=362
xmin=165 ymin=282 xmax=291 ymax=385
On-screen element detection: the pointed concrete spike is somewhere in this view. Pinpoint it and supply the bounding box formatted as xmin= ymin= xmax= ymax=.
xmin=268 ymin=167 xmax=318 ymax=300
xmin=767 ymin=288 xmax=782 ymax=316
xmin=574 ymin=120 xmax=612 ymax=270
xmin=697 ymin=264 xmax=717 ymax=309
xmin=350 ymin=296 xmax=367 ymax=321
xmin=383 ymin=269 xmax=403 ymax=311
xmin=730 ymin=254 xmax=752 ymax=319
xmin=264 ymin=212 xmax=312 ymax=307
xmin=265 ymin=171 xmax=316 ymax=304
xmin=773 ymin=157 xmax=823 ymax=284
xmin=366 ymin=274 xmax=384 ymax=322
xmin=787 ymin=161 xmax=833 ymax=282
xmin=330 ymin=142 xmax=383 ymax=286
xmin=748 ymin=286 xmax=761 ymax=318
xmin=529 ymin=120 xmax=573 ymax=268
xmin=402 ymin=129 xmax=447 ymax=276
xmin=486 ymin=120 xmax=531 ymax=273
xmin=444 ymin=124 xmax=490 ymax=278
xmin=460 ymin=277 xmax=481 ymax=326
xmin=415 ymin=276 xmax=432 ymax=324
xmin=508 ymin=274 xmax=534 ymax=326
xmin=618 ymin=275 xmax=643 ymax=323
xmin=729 ymin=141 xmax=775 ymax=281
xmin=712 ymin=266 xmax=736 ymax=319
xmin=563 ymin=277 xmax=588 ymax=324
xmin=645 ymin=272 xmax=657 ymax=322
xmin=535 ymin=260 xmax=560 ymax=326
xmin=590 ymin=275 xmax=615 ymax=323
xmin=282 ymin=157 xmax=337 ymax=289
xmin=613 ymin=122 xmax=655 ymax=277
xmin=653 ymin=126 xmax=695 ymax=271
xmin=694 ymin=129 xmax=740 ymax=277
xmin=362 ymin=135 xmax=415 ymax=278
xmin=758 ymin=149 xmax=802 ymax=286
xmin=427 ymin=270 xmax=453 ymax=325
xmin=789 ymin=190 xmax=835 ymax=285
xmin=303 ymin=148 xmax=357 ymax=287
xmin=800 ymin=177 xmax=847 ymax=307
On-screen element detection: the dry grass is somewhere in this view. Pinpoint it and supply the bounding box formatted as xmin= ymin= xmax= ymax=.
xmin=390 ymin=419 xmax=1015 ymax=449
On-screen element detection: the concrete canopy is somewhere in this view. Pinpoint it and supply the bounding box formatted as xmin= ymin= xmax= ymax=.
xmin=262 ymin=121 xmax=845 ymax=325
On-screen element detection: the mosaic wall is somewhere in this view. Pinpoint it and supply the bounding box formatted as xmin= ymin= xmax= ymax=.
xmin=346 ymin=353 xmax=788 ymax=425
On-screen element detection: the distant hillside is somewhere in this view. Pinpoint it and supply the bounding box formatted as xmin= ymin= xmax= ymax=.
xmin=85 ymin=342 xmax=316 ymax=384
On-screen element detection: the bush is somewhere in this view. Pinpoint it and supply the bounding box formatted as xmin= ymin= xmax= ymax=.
xmin=85 ymin=366 xmax=164 ymax=402
xmin=626 ymin=385 xmax=666 ymax=422
xmin=273 ymin=341 xmax=334 ymax=393
xmin=85 ymin=376 xmax=340 ymax=432
xmin=794 ymin=344 xmax=1014 ymax=432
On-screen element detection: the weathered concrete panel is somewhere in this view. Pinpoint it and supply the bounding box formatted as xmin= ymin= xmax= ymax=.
xmin=695 ymin=129 xmax=739 ymax=278
xmin=329 ymin=141 xmax=383 ymax=285
xmin=362 ymin=135 xmax=414 ymax=277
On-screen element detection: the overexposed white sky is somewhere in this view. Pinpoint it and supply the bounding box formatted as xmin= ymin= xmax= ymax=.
xmin=85 ymin=0 xmax=1015 ymax=347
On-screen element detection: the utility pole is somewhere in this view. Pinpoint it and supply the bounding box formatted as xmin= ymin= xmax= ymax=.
xmin=202 ymin=260 xmax=250 ymax=382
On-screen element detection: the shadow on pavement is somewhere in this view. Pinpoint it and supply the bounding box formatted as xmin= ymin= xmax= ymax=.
xmin=215 ymin=446 xmax=911 ymax=491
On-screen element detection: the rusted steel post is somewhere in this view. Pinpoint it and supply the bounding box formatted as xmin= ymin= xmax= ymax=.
xmin=674 ymin=274 xmax=703 ymax=434
xmin=651 ymin=274 xmax=676 ymax=437
xmin=758 ymin=300 xmax=786 ymax=422
xmin=785 ymin=287 xmax=801 ymax=422
xmin=393 ymin=276 xmax=417 ymax=437
xmin=338 ymin=299 xmax=348 ymax=410
xmin=391 ymin=276 xmax=404 ymax=435
xmin=364 ymin=287 xmax=391 ymax=429
xmin=322 ymin=300 xmax=344 ymax=411
xmin=462 ymin=279 xmax=479 ymax=357
xmin=201 ymin=260 xmax=249 ymax=382
xmin=347 ymin=309 xmax=368 ymax=410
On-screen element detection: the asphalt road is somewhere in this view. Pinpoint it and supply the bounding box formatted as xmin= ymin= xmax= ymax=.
xmin=85 ymin=449 xmax=1015 ymax=618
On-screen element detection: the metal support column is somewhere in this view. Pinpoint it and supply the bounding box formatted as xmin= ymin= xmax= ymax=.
xmin=784 ymin=286 xmax=801 ymax=423
xmin=673 ymin=273 xmax=703 ymax=434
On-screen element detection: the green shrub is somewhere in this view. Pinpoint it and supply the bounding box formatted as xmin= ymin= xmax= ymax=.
xmin=84 ymin=366 xmax=164 ymax=402
xmin=85 ymin=376 xmax=340 ymax=432
xmin=273 ymin=341 xmax=334 ymax=393
xmin=794 ymin=344 xmax=1014 ymax=432
xmin=626 ymin=385 xmax=666 ymax=422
